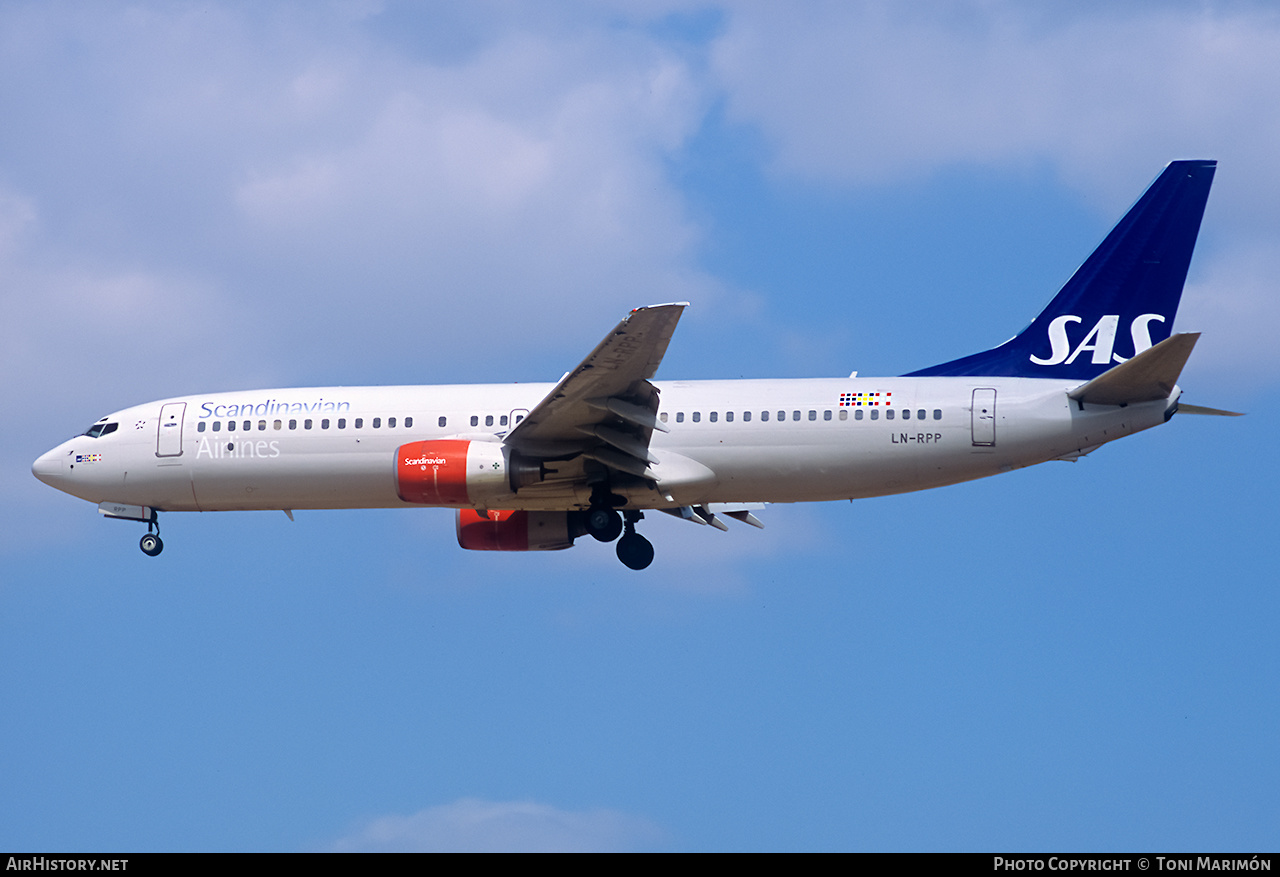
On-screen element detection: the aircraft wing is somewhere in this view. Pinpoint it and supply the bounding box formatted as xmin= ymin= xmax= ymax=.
xmin=504 ymin=303 xmax=687 ymax=478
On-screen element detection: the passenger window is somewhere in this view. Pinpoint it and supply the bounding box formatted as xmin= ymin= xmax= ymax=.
xmin=197 ymin=422 xmax=206 ymax=433
xmin=500 ymin=415 xmax=507 ymax=426
xmin=227 ymin=421 xmax=236 ymax=432
xmin=405 ymin=417 xmax=413 ymax=428
xmin=438 ymin=416 xmax=447 ymax=428
xmin=855 ymin=410 xmax=863 ymax=420
xmin=388 ymin=417 xmax=396 ymax=428
xmin=485 ymin=415 xmax=493 ymax=427
xmin=676 ymin=412 xmax=684 ymax=423
xmin=917 ymin=409 xmax=926 ymax=420
xmin=709 ymin=411 xmax=717 ymax=423
xmin=823 ymin=410 xmax=832 ymax=421
xmin=321 ymin=419 xmax=329 ymax=429
xmin=870 ymin=410 xmax=879 ymax=421
xmin=778 ymin=411 xmax=786 ymax=422
xmin=274 ymin=420 xmax=283 ymax=430
xmin=337 ymin=418 xmax=345 ymax=429
xmin=839 ymin=410 xmax=848 ymax=421
xmin=743 ymin=411 xmax=751 ymax=422
xmin=761 ymin=411 xmax=769 ymax=422
xmin=212 ymin=421 xmax=221 ymax=432
xmin=373 ymin=418 xmax=381 ymax=428
xmin=726 ymin=411 xmax=733 ymax=422
xmin=886 ymin=409 xmax=895 ymax=420
xmin=354 ymin=418 xmax=363 ymax=428
xmin=792 ymin=410 xmax=801 ymax=421
xmin=902 ymin=409 xmax=911 ymax=420
xmin=243 ymin=421 xmax=251 ymax=431
xmin=692 ymin=412 xmax=701 ymax=423
xmin=258 ymin=420 xmax=267 ymax=431
xmin=933 ymin=409 xmax=942 ymax=420
xmin=660 ymin=412 xmax=669 ymax=423
xmin=808 ymin=410 xmax=816 ymax=421
xmin=304 ymin=419 xmax=313 ymax=429
xmin=288 ymin=419 xmax=296 ymax=430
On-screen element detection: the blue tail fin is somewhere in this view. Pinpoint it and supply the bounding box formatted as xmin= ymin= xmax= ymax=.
xmin=906 ymin=160 xmax=1216 ymax=380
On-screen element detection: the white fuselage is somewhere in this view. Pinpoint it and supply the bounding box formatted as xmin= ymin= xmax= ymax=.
xmin=31 ymin=376 xmax=1173 ymax=514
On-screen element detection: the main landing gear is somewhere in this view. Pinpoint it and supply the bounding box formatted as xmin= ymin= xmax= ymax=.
xmin=615 ymin=511 xmax=654 ymax=571
xmin=584 ymin=486 xmax=654 ymax=570
xmin=139 ymin=515 xmax=163 ymax=557
xmin=586 ymin=505 xmax=624 ymax=543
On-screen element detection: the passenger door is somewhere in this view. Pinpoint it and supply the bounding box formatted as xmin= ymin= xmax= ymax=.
xmin=156 ymin=402 xmax=186 ymax=457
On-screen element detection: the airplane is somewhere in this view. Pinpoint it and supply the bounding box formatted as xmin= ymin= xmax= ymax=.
xmin=32 ymin=160 xmax=1239 ymax=570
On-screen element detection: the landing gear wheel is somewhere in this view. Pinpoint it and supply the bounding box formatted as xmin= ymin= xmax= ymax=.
xmin=586 ymin=507 xmax=623 ymax=542
xmin=616 ymin=532 xmax=654 ymax=570
xmin=139 ymin=533 xmax=164 ymax=557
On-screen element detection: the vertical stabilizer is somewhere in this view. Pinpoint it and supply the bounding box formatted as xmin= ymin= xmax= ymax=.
xmin=907 ymin=160 xmax=1216 ymax=380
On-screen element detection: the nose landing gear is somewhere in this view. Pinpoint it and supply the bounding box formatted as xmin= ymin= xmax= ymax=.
xmin=98 ymin=503 xmax=166 ymax=556
xmin=140 ymin=532 xmax=163 ymax=556
xmin=139 ymin=514 xmax=163 ymax=557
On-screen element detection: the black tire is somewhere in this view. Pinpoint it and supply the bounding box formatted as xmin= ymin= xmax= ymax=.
xmin=616 ymin=532 xmax=654 ymax=570
xmin=139 ymin=533 xmax=164 ymax=557
xmin=586 ymin=507 xmax=623 ymax=542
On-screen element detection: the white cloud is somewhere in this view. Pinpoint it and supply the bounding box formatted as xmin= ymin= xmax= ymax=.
xmin=330 ymin=797 xmax=666 ymax=852
xmin=710 ymin=3 xmax=1280 ymax=189
xmin=1177 ymin=246 xmax=1280 ymax=395
xmin=0 ymin=4 xmax=722 ymax=376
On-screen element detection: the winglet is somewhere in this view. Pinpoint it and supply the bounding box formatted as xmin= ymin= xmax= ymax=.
xmin=1067 ymin=332 xmax=1198 ymax=405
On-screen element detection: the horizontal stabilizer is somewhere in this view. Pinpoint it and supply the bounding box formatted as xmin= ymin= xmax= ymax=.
xmin=1067 ymin=333 xmax=1198 ymax=406
xmin=1177 ymin=403 xmax=1244 ymax=416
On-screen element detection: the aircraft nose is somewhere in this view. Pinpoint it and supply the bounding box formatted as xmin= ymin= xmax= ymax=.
xmin=32 ymin=446 xmax=67 ymax=488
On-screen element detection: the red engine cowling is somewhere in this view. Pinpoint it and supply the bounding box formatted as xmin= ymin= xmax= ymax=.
xmin=396 ymin=440 xmax=542 ymax=505
xmin=456 ymin=509 xmax=580 ymax=551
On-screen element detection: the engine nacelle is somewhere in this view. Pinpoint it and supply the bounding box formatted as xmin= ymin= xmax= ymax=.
xmin=456 ymin=509 xmax=581 ymax=551
xmin=396 ymin=440 xmax=542 ymax=505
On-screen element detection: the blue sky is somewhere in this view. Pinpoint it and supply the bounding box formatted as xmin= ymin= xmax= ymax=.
xmin=3 ymin=1 xmax=1277 ymax=852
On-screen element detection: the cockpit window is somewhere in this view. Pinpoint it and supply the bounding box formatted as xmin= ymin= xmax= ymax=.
xmin=83 ymin=422 xmax=118 ymax=438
